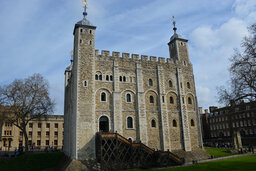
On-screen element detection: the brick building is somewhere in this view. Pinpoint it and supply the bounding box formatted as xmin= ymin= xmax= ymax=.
xmin=64 ymin=3 xmax=204 ymax=161
xmin=200 ymin=102 xmax=256 ymax=147
xmin=0 ymin=114 xmax=64 ymax=151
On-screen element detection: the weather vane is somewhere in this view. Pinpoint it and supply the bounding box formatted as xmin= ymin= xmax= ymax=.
xmin=83 ymin=0 xmax=87 ymax=19
xmin=172 ymin=16 xmax=177 ymax=34
xmin=69 ymin=51 xmax=73 ymax=63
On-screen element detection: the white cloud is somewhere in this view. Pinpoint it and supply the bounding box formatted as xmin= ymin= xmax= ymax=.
xmin=190 ymin=18 xmax=248 ymax=52
xmin=197 ymin=86 xmax=211 ymax=104
xmin=232 ymin=0 xmax=256 ymax=16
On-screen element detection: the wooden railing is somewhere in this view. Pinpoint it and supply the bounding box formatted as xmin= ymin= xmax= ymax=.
xmin=96 ymin=132 xmax=183 ymax=170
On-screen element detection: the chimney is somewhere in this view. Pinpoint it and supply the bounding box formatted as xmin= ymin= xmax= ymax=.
xmin=198 ymin=107 xmax=203 ymax=114
xmin=209 ymin=106 xmax=218 ymax=112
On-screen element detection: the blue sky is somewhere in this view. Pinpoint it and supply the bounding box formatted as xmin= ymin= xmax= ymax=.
xmin=0 ymin=0 xmax=256 ymax=114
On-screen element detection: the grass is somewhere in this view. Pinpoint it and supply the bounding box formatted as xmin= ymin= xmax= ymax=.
xmin=0 ymin=152 xmax=64 ymax=171
xmin=129 ymin=155 xmax=256 ymax=171
xmin=204 ymin=147 xmax=237 ymax=158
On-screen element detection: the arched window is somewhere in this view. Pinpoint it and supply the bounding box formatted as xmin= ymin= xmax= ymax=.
xmin=173 ymin=120 xmax=177 ymax=127
xmin=187 ymin=82 xmax=191 ymax=89
xmin=106 ymin=75 xmax=109 ymax=81
xmin=149 ymin=79 xmax=153 ymax=86
xmin=101 ymin=92 xmax=106 ymax=102
xmin=170 ymin=96 xmax=174 ymax=104
xmin=188 ymin=97 xmax=192 ymax=104
xmin=110 ymin=75 xmax=113 ymax=81
xmin=83 ymin=81 xmax=87 ymax=87
xmin=123 ymin=76 xmax=126 ymax=82
xmin=151 ymin=119 xmax=156 ymax=128
xmin=150 ymin=96 xmax=154 ymax=103
xmin=191 ymin=119 xmax=195 ymax=127
xmin=169 ymin=80 xmax=173 ymax=87
xmin=95 ymin=75 xmax=98 ymax=80
xmin=127 ymin=117 xmax=133 ymax=128
xmin=99 ymin=75 xmax=102 ymax=80
xmin=120 ymin=76 xmax=122 ymax=82
xmin=126 ymin=93 xmax=131 ymax=102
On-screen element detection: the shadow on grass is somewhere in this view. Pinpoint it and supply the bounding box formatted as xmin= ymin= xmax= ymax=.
xmin=0 ymin=152 xmax=64 ymax=171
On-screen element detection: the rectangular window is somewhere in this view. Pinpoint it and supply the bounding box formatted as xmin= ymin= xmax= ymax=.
xmin=55 ymin=123 xmax=58 ymax=128
xmin=46 ymin=131 xmax=50 ymax=136
xmin=54 ymin=131 xmax=58 ymax=137
xmin=28 ymin=140 xmax=32 ymax=146
xmin=20 ymin=131 xmax=23 ymax=136
xmin=38 ymin=131 xmax=41 ymax=136
xmin=46 ymin=123 xmax=50 ymax=128
xmin=29 ymin=123 xmax=33 ymax=128
xmin=37 ymin=140 xmax=41 ymax=146
xmin=54 ymin=140 xmax=58 ymax=146
xmin=46 ymin=140 xmax=49 ymax=146
xmin=38 ymin=123 xmax=41 ymax=128
xmin=29 ymin=131 xmax=32 ymax=136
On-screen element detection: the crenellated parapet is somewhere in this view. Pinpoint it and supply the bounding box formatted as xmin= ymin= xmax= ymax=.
xmin=95 ymin=49 xmax=175 ymax=64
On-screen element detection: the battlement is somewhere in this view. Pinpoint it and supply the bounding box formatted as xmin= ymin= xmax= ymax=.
xmin=95 ymin=49 xmax=174 ymax=64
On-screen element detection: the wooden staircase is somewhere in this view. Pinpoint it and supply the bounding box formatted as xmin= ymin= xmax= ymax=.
xmin=95 ymin=132 xmax=183 ymax=170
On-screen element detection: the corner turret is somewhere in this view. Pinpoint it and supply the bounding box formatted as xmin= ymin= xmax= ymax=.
xmin=168 ymin=17 xmax=190 ymax=64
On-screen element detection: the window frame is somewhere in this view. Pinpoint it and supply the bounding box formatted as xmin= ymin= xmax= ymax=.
xmin=127 ymin=116 xmax=134 ymax=129
xmin=101 ymin=92 xmax=107 ymax=102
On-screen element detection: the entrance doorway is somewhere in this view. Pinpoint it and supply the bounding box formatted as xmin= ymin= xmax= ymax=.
xmin=99 ymin=116 xmax=109 ymax=132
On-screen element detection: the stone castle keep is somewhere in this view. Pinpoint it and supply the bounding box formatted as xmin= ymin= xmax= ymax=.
xmin=64 ymin=6 xmax=203 ymax=161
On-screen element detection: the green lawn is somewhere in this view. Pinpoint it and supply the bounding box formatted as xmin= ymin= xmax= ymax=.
xmin=130 ymin=155 xmax=256 ymax=171
xmin=0 ymin=152 xmax=64 ymax=171
xmin=204 ymin=147 xmax=237 ymax=158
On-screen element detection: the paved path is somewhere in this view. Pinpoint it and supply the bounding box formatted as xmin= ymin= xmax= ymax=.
xmin=198 ymin=152 xmax=256 ymax=164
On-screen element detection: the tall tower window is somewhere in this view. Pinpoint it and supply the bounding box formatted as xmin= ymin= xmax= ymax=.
xmin=89 ymin=30 xmax=92 ymax=34
xmin=191 ymin=119 xmax=195 ymax=127
xmin=126 ymin=93 xmax=131 ymax=103
xmin=120 ymin=76 xmax=122 ymax=82
xmin=173 ymin=120 xmax=177 ymax=127
xmin=151 ymin=119 xmax=156 ymax=128
xmin=95 ymin=75 xmax=98 ymax=80
xmin=99 ymin=75 xmax=102 ymax=80
xmin=149 ymin=96 xmax=154 ymax=103
xmin=80 ymin=29 xmax=83 ymax=33
xmin=123 ymin=76 xmax=126 ymax=82
xmin=101 ymin=92 xmax=106 ymax=102
xmin=127 ymin=117 xmax=133 ymax=128
xmin=83 ymin=80 xmax=87 ymax=87
xmin=170 ymin=96 xmax=174 ymax=104
xmin=106 ymin=75 xmax=109 ymax=81
xmin=188 ymin=97 xmax=192 ymax=104
xmin=187 ymin=82 xmax=191 ymax=89
xmin=89 ymin=40 xmax=92 ymax=45
xmin=110 ymin=75 xmax=113 ymax=81
xmin=169 ymin=80 xmax=173 ymax=88
xmin=149 ymin=79 xmax=153 ymax=86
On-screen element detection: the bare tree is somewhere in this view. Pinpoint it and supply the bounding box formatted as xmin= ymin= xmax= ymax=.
xmin=217 ymin=23 xmax=256 ymax=105
xmin=0 ymin=74 xmax=54 ymax=152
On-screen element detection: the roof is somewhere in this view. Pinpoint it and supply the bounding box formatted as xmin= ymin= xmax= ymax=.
xmin=73 ymin=18 xmax=96 ymax=35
